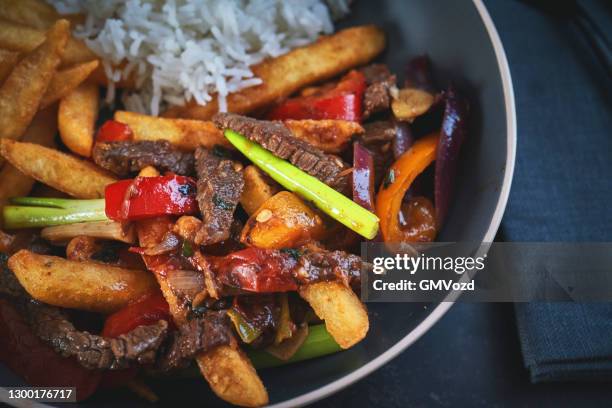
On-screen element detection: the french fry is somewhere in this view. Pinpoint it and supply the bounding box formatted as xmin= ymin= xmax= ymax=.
xmin=198 ymin=345 xmax=269 ymax=407
xmin=58 ymin=81 xmax=99 ymax=157
xmin=0 ymin=49 xmax=20 ymax=85
xmin=136 ymin=217 xmax=268 ymax=407
xmin=0 ymin=19 xmax=68 ymax=154
xmin=0 ymin=106 xmax=57 ymax=226
xmin=0 ymin=139 xmax=116 ymax=199
xmin=299 ymin=281 xmax=369 ymax=349
xmin=113 ymin=110 xmax=231 ymax=150
xmin=240 ymin=165 xmax=280 ymax=215
xmin=0 ymin=19 xmax=96 ymax=67
xmin=8 ymin=250 xmax=158 ymax=313
xmin=163 ymin=25 xmax=385 ymax=120
xmin=240 ymin=191 xmax=326 ymax=249
xmin=285 ymin=119 xmax=364 ymax=153
xmin=40 ymin=60 xmax=99 ymax=109
xmin=0 ymin=0 xmax=62 ymax=30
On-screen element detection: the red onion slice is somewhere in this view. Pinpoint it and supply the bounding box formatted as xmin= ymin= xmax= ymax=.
xmin=352 ymin=142 xmax=375 ymax=212
xmin=434 ymin=86 xmax=469 ymax=227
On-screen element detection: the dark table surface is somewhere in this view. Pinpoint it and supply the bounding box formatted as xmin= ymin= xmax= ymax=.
xmin=313 ymin=0 xmax=612 ymax=406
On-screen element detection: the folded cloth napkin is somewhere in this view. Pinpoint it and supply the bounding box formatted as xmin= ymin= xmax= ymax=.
xmin=493 ymin=0 xmax=612 ymax=382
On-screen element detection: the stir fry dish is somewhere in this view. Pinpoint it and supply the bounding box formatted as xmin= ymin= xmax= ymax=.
xmin=0 ymin=4 xmax=469 ymax=407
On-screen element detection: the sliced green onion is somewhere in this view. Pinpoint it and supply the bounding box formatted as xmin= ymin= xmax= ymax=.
xmin=224 ymin=129 xmax=379 ymax=239
xmin=248 ymin=324 xmax=341 ymax=369
xmin=227 ymin=309 xmax=262 ymax=344
xmin=3 ymin=198 xmax=107 ymax=229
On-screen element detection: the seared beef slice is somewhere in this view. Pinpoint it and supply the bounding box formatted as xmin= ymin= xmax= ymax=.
xmin=194 ymin=147 xmax=244 ymax=245
xmin=361 ymin=64 xmax=396 ymax=119
xmin=93 ymin=140 xmax=195 ymax=177
xmin=213 ymin=113 xmax=349 ymax=191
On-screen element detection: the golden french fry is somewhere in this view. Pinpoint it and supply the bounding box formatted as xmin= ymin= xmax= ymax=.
xmin=0 ymin=19 xmax=96 ymax=67
xmin=299 ymin=281 xmax=369 ymax=349
xmin=0 ymin=0 xmax=61 ymax=29
xmin=198 ymin=345 xmax=269 ymax=408
xmin=40 ymin=59 xmax=99 ymax=109
xmin=285 ymin=119 xmax=364 ymax=153
xmin=114 ymin=110 xmax=231 ymax=150
xmin=0 ymin=139 xmax=116 ymax=199
xmin=0 ymin=19 xmax=67 ymax=155
xmin=0 ymin=106 xmax=57 ymax=227
xmin=241 ymin=191 xmax=327 ymax=249
xmin=0 ymin=49 xmax=20 ymax=85
xmin=163 ymin=25 xmax=385 ymax=120
xmin=240 ymin=165 xmax=280 ymax=215
xmin=8 ymin=250 xmax=158 ymax=313
xmin=58 ymin=81 xmax=99 ymax=157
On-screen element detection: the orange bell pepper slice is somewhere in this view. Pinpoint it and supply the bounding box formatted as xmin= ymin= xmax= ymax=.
xmin=375 ymin=133 xmax=438 ymax=243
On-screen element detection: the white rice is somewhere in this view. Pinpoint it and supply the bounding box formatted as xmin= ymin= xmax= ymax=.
xmin=48 ymin=0 xmax=348 ymax=116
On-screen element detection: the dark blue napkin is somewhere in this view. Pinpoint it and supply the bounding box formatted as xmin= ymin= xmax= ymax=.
xmin=494 ymin=0 xmax=612 ymax=382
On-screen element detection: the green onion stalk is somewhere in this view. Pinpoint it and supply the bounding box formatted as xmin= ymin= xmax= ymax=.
xmin=248 ymin=324 xmax=342 ymax=369
xmin=3 ymin=197 xmax=108 ymax=229
xmin=224 ymin=129 xmax=379 ymax=239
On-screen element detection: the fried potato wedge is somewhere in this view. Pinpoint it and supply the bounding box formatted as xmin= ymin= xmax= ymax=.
xmin=0 ymin=19 xmax=68 ymax=153
xmin=8 ymin=250 xmax=158 ymax=313
xmin=113 ymin=110 xmax=231 ymax=150
xmin=240 ymin=165 xmax=280 ymax=216
xmin=40 ymin=59 xmax=99 ymax=109
xmin=58 ymin=81 xmax=99 ymax=157
xmin=285 ymin=119 xmax=364 ymax=153
xmin=299 ymin=281 xmax=369 ymax=349
xmin=0 ymin=106 xmax=57 ymax=226
xmin=0 ymin=139 xmax=116 ymax=199
xmin=0 ymin=19 xmax=96 ymax=67
xmin=241 ymin=191 xmax=327 ymax=249
xmin=198 ymin=345 xmax=269 ymax=408
xmin=0 ymin=0 xmax=61 ymax=29
xmin=0 ymin=49 xmax=20 ymax=84
xmin=164 ymin=25 xmax=385 ymax=120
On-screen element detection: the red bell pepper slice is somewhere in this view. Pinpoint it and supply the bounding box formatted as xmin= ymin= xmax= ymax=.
xmin=267 ymin=70 xmax=366 ymax=122
xmin=102 ymin=292 xmax=171 ymax=338
xmin=96 ymin=120 xmax=133 ymax=143
xmin=209 ymin=247 xmax=300 ymax=293
xmin=105 ymin=175 xmax=198 ymax=221
xmin=0 ymin=299 xmax=101 ymax=400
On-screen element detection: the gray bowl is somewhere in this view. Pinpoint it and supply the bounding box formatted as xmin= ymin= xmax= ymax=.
xmin=0 ymin=0 xmax=515 ymax=407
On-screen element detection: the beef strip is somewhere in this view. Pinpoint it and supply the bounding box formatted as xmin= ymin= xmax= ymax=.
xmin=27 ymin=302 xmax=169 ymax=370
xmin=156 ymin=310 xmax=232 ymax=371
xmin=213 ymin=113 xmax=349 ymax=192
xmin=210 ymin=246 xmax=362 ymax=295
xmin=194 ymin=147 xmax=244 ymax=245
xmin=92 ymin=140 xmax=195 ymax=177
xmin=361 ymin=64 xmax=397 ymax=119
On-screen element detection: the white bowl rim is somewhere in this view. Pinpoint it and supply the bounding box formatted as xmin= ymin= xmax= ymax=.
xmin=0 ymin=1 xmax=516 ymax=407
xmin=268 ymin=0 xmax=517 ymax=406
